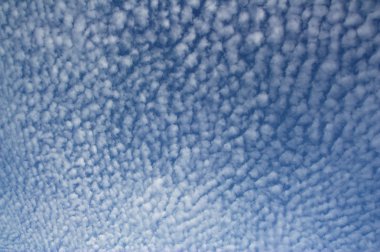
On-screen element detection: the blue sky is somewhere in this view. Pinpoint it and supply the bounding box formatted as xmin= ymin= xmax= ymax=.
xmin=0 ymin=0 xmax=380 ymax=251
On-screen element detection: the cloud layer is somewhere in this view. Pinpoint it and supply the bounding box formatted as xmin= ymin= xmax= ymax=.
xmin=1 ymin=0 xmax=380 ymax=251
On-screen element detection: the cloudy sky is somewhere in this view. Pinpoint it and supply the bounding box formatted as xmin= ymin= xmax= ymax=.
xmin=1 ymin=0 xmax=380 ymax=251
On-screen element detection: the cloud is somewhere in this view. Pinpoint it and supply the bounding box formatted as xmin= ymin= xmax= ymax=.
xmin=0 ymin=0 xmax=379 ymax=251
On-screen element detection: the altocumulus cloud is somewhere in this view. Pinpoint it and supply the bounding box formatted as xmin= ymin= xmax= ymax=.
xmin=1 ymin=0 xmax=380 ymax=251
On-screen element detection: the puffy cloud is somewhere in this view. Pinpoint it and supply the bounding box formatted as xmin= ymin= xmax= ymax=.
xmin=0 ymin=0 xmax=379 ymax=251
xmin=247 ymin=31 xmax=264 ymax=46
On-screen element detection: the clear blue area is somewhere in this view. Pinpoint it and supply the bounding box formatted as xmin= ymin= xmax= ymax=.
xmin=1 ymin=0 xmax=380 ymax=251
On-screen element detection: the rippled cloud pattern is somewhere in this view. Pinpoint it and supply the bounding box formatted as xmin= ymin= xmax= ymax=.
xmin=1 ymin=0 xmax=380 ymax=251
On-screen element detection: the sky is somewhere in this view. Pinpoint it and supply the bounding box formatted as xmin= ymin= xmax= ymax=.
xmin=0 ymin=0 xmax=380 ymax=251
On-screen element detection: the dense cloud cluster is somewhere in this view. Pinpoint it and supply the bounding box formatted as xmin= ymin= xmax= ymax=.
xmin=1 ymin=0 xmax=380 ymax=251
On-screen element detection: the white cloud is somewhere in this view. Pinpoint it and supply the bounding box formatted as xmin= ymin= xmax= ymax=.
xmin=268 ymin=16 xmax=284 ymax=43
xmin=260 ymin=124 xmax=274 ymax=137
xmin=113 ymin=10 xmax=126 ymax=30
xmin=73 ymin=15 xmax=86 ymax=34
xmin=256 ymin=93 xmax=269 ymax=107
xmin=0 ymin=0 xmax=379 ymax=251
xmin=246 ymin=31 xmax=264 ymax=46
xmin=134 ymin=5 xmax=149 ymax=28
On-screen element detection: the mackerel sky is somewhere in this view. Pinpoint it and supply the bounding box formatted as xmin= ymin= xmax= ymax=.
xmin=1 ymin=0 xmax=380 ymax=251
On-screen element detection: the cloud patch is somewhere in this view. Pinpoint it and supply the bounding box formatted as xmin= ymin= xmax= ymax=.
xmin=0 ymin=0 xmax=380 ymax=251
